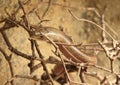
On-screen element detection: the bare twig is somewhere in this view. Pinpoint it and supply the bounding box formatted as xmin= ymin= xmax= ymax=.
xmin=15 ymin=75 xmax=39 ymax=81
xmin=116 ymin=75 xmax=120 ymax=85
xmin=31 ymin=56 xmax=62 ymax=73
xmin=0 ymin=47 xmax=14 ymax=85
xmin=104 ymin=21 xmax=118 ymax=36
xmin=34 ymin=40 xmax=54 ymax=85
xmin=1 ymin=31 xmax=32 ymax=60
xmin=28 ymin=39 xmax=36 ymax=74
xmin=18 ymin=0 xmax=30 ymax=29
xmin=84 ymin=72 xmax=102 ymax=81
xmin=4 ymin=75 xmax=39 ymax=85
xmin=41 ymin=0 xmax=51 ymax=19
xmin=101 ymin=14 xmax=107 ymax=42
xmin=0 ymin=19 xmax=17 ymax=32
xmin=79 ymin=67 xmax=87 ymax=83
xmin=98 ymin=40 xmax=120 ymax=73
xmin=68 ymin=9 xmax=115 ymax=41
xmin=93 ymin=65 xmax=118 ymax=75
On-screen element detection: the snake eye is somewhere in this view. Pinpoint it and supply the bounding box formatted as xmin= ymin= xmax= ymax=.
xmin=39 ymin=35 xmax=44 ymax=38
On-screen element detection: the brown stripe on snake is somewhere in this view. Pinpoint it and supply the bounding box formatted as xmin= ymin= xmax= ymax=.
xmin=32 ymin=27 xmax=97 ymax=65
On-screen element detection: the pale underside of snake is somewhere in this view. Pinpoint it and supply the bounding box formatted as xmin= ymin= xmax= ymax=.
xmin=32 ymin=27 xmax=97 ymax=65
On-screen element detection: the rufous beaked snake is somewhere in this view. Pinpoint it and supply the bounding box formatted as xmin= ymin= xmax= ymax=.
xmin=31 ymin=27 xmax=97 ymax=65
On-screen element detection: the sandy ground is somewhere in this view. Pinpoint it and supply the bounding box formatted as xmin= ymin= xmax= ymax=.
xmin=0 ymin=0 xmax=120 ymax=85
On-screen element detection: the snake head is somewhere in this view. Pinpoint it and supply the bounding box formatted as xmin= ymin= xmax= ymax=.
xmin=30 ymin=27 xmax=57 ymax=42
xmin=30 ymin=27 xmax=73 ymax=43
xmin=30 ymin=31 xmax=47 ymax=41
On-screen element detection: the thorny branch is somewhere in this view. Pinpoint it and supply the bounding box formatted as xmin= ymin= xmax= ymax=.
xmin=0 ymin=0 xmax=120 ymax=85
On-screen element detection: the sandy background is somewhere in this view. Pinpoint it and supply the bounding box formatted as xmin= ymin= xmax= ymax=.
xmin=0 ymin=0 xmax=120 ymax=85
